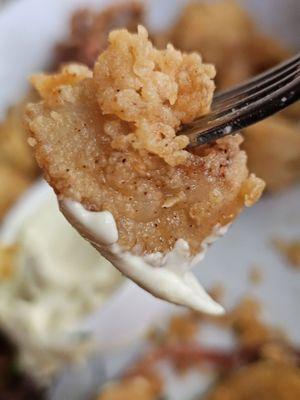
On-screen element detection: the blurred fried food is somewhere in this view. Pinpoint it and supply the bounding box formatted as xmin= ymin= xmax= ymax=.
xmin=96 ymin=295 xmax=298 ymax=400
xmin=0 ymin=93 xmax=39 ymax=220
xmin=55 ymin=2 xmax=144 ymax=68
xmin=206 ymin=362 xmax=300 ymax=400
xmin=0 ymin=164 xmax=31 ymax=220
xmin=98 ymin=376 xmax=161 ymax=400
xmin=273 ymin=238 xmax=300 ymax=268
xmin=243 ymin=117 xmax=300 ymax=192
xmin=0 ymin=245 xmax=18 ymax=281
xmin=0 ymin=93 xmax=39 ymax=179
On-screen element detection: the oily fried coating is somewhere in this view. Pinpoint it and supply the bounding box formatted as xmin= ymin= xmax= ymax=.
xmin=94 ymin=26 xmax=216 ymax=166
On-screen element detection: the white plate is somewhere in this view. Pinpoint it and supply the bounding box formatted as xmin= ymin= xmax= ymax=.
xmin=0 ymin=0 xmax=300 ymax=399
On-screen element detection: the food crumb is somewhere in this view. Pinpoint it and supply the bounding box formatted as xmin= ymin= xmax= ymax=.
xmin=224 ymin=297 xmax=279 ymax=347
xmin=0 ymin=245 xmax=18 ymax=280
xmin=273 ymin=237 xmax=300 ymax=268
xmin=208 ymin=284 xmax=225 ymax=303
xmin=261 ymin=342 xmax=297 ymax=366
xmin=165 ymin=313 xmax=199 ymax=344
xmin=240 ymin=173 xmax=265 ymax=207
xmin=249 ymin=264 xmax=263 ymax=284
xmin=98 ymin=376 xmax=161 ymax=400
xmin=27 ymin=137 xmax=37 ymax=147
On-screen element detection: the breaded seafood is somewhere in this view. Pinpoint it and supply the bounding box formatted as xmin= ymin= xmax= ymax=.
xmin=26 ymin=27 xmax=264 ymax=313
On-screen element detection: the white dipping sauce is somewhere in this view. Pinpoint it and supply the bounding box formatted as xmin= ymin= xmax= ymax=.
xmin=62 ymin=200 xmax=229 ymax=315
xmin=64 ymin=200 xmax=118 ymax=245
xmin=0 ymin=198 xmax=123 ymax=383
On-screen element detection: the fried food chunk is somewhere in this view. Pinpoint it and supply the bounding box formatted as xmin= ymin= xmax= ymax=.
xmin=243 ymin=117 xmax=300 ymax=192
xmin=0 ymin=95 xmax=38 ymax=220
xmin=0 ymin=164 xmax=31 ymax=220
xmin=224 ymin=298 xmax=275 ymax=347
xmin=0 ymin=245 xmax=18 ymax=281
xmin=206 ymin=362 xmax=300 ymax=400
xmin=0 ymin=94 xmax=38 ymax=179
xmin=55 ymin=2 xmax=144 ymax=68
xmin=26 ymin=26 xmax=264 ymax=255
xmin=273 ymin=238 xmax=300 ymax=268
xmin=98 ymin=376 xmax=161 ymax=400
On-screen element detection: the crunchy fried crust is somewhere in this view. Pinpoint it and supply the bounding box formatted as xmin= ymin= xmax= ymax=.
xmin=94 ymin=26 xmax=216 ymax=166
xmin=26 ymin=27 xmax=264 ymax=254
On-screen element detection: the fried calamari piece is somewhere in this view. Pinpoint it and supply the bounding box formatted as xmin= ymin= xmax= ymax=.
xmin=26 ymin=27 xmax=264 ymax=255
xmin=98 ymin=376 xmax=161 ymax=400
xmin=0 ymin=94 xmax=38 ymax=179
xmin=243 ymin=117 xmax=300 ymax=192
xmin=206 ymin=362 xmax=300 ymax=400
xmin=55 ymin=2 xmax=144 ymax=68
xmin=0 ymin=164 xmax=31 ymax=220
xmin=0 ymin=95 xmax=38 ymax=221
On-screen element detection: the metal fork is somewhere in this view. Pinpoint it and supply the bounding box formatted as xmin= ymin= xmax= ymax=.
xmin=181 ymin=53 xmax=300 ymax=147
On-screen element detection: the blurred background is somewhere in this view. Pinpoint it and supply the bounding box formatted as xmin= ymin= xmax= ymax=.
xmin=0 ymin=0 xmax=299 ymax=399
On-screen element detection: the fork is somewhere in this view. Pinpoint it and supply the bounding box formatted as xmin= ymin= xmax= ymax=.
xmin=181 ymin=53 xmax=300 ymax=147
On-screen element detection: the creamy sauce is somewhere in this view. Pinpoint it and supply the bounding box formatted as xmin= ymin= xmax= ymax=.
xmin=62 ymin=200 xmax=229 ymax=315
xmin=63 ymin=200 xmax=119 ymax=244
xmin=0 ymin=196 xmax=123 ymax=383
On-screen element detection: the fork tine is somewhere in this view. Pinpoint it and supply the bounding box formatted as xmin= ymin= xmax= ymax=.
xmin=180 ymin=54 xmax=300 ymax=147
xmin=206 ymin=66 xmax=299 ymax=122
xmin=184 ymin=74 xmax=300 ymax=147
xmin=186 ymin=64 xmax=299 ymax=129
xmin=213 ymin=58 xmax=300 ymax=111
xmin=214 ymin=53 xmax=300 ymax=104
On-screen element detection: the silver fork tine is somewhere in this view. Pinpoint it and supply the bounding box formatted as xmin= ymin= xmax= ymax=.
xmin=186 ymin=62 xmax=299 ymax=128
xmin=179 ymin=54 xmax=300 ymax=147
xmin=214 ymin=53 xmax=300 ymax=104
xmin=203 ymin=65 xmax=299 ymax=123
xmin=213 ymin=58 xmax=300 ymax=111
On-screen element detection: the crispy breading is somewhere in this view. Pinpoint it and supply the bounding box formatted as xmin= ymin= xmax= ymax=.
xmin=26 ymin=27 xmax=264 ymax=254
